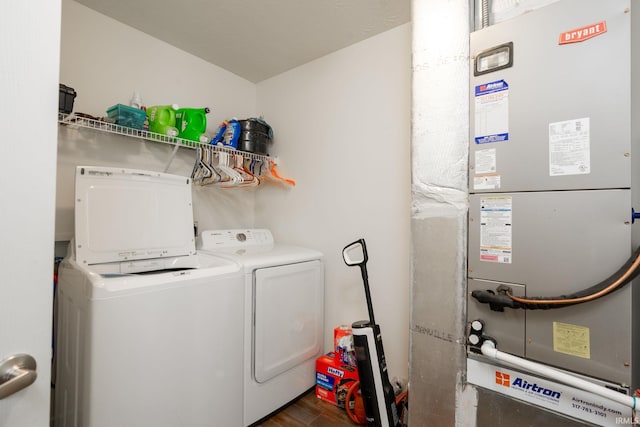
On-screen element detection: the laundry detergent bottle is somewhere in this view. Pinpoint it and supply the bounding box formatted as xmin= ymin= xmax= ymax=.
xmin=175 ymin=107 xmax=210 ymax=145
xmin=147 ymin=104 xmax=179 ymax=136
xmin=223 ymin=118 xmax=241 ymax=149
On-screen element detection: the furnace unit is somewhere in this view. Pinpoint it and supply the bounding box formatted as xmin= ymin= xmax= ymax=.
xmin=466 ymin=0 xmax=640 ymax=424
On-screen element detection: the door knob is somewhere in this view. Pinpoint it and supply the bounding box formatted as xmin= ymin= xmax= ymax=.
xmin=0 ymin=354 xmax=37 ymax=399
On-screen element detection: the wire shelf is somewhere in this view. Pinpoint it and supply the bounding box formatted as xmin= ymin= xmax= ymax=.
xmin=57 ymin=112 xmax=274 ymax=163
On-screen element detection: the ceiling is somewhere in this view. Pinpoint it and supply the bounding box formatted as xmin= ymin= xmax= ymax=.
xmin=74 ymin=0 xmax=411 ymax=83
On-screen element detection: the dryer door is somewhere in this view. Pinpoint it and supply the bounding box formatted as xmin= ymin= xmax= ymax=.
xmin=253 ymin=260 xmax=324 ymax=383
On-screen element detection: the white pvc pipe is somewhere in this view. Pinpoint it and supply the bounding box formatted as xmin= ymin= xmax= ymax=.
xmin=480 ymin=340 xmax=638 ymax=415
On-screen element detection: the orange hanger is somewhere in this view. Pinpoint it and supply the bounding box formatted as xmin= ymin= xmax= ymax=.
xmin=269 ymin=161 xmax=296 ymax=186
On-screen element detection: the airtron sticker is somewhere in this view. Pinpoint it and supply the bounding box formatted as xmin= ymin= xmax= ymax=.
xmin=495 ymin=371 xmax=510 ymax=387
xmin=559 ymin=21 xmax=607 ymax=44
xmin=495 ymin=369 xmax=562 ymax=403
xmin=468 ymin=359 xmax=632 ymax=427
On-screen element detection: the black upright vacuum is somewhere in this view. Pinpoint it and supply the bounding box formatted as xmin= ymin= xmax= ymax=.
xmin=342 ymin=238 xmax=402 ymax=427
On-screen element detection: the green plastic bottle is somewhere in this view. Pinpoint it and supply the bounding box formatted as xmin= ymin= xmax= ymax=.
xmin=175 ymin=107 xmax=210 ymax=144
xmin=147 ymin=104 xmax=179 ymax=136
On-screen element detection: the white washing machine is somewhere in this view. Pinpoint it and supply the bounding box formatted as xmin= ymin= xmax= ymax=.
xmin=198 ymin=229 xmax=324 ymax=426
xmin=53 ymin=167 xmax=245 ymax=427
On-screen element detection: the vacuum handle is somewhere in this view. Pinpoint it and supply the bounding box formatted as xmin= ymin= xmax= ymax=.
xmin=343 ymin=238 xmax=376 ymax=325
xmin=343 ymin=238 xmax=368 ymax=266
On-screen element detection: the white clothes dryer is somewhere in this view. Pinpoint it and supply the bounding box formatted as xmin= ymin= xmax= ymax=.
xmin=53 ymin=167 xmax=245 ymax=427
xmin=198 ymin=229 xmax=324 ymax=426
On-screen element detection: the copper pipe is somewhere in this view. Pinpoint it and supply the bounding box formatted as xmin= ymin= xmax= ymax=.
xmin=506 ymin=251 xmax=640 ymax=305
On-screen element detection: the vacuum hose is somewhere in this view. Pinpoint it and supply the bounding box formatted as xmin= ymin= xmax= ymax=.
xmin=472 ymin=246 xmax=640 ymax=310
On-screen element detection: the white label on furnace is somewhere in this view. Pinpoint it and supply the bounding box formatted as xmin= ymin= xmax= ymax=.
xmin=479 ymin=196 xmax=512 ymax=264
xmin=549 ymin=117 xmax=590 ymax=176
xmin=474 ymin=80 xmax=509 ymax=144
xmin=474 ymin=174 xmax=501 ymax=190
xmin=475 ymin=148 xmax=497 ymax=174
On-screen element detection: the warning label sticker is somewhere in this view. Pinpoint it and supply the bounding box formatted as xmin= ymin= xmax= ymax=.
xmin=475 ymin=148 xmax=497 ymax=174
xmin=479 ymin=196 xmax=512 ymax=264
xmin=553 ymin=322 xmax=591 ymax=359
xmin=549 ymin=117 xmax=590 ymax=176
xmin=474 ymin=174 xmax=501 ymax=191
xmin=474 ymin=149 xmax=499 ymax=190
xmin=474 ymin=80 xmax=509 ymax=144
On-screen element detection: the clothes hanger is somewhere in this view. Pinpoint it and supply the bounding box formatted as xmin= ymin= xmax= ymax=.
xmin=267 ymin=160 xmax=296 ymax=186
xmin=233 ymin=153 xmax=259 ymax=187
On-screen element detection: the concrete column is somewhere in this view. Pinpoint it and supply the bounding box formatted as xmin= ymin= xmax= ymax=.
xmin=409 ymin=0 xmax=471 ymax=425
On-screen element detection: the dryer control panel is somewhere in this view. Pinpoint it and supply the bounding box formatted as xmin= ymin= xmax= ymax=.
xmin=198 ymin=229 xmax=274 ymax=250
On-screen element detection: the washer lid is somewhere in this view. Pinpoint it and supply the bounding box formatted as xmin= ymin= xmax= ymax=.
xmin=74 ymin=166 xmax=195 ymax=265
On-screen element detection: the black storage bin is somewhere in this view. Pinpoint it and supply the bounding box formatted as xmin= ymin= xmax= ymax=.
xmin=239 ymin=118 xmax=272 ymax=134
xmin=238 ymin=118 xmax=273 ymax=155
xmin=59 ymin=84 xmax=77 ymax=114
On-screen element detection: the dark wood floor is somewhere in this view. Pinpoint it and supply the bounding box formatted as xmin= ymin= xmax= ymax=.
xmin=254 ymin=388 xmax=356 ymax=427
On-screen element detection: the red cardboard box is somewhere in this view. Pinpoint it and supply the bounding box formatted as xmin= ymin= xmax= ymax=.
xmin=315 ymin=352 xmax=359 ymax=408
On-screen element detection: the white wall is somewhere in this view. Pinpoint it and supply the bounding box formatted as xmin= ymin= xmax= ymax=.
xmin=255 ymin=24 xmax=412 ymax=380
xmin=60 ymin=0 xmax=256 ymax=124
xmin=57 ymin=0 xmax=259 ymax=240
